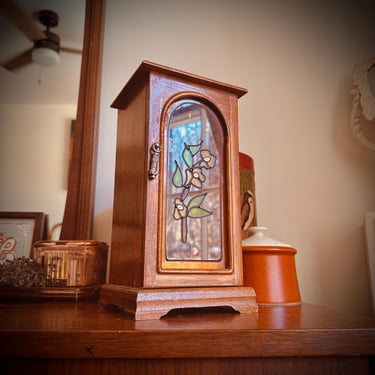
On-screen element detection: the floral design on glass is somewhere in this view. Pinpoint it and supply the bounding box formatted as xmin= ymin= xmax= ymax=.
xmin=172 ymin=141 xmax=216 ymax=243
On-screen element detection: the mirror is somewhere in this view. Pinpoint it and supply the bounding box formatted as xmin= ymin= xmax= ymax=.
xmin=0 ymin=0 xmax=104 ymax=241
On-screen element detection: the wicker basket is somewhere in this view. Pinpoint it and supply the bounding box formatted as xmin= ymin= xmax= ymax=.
xmin=32 ymin=240 xmax=108 ymax=287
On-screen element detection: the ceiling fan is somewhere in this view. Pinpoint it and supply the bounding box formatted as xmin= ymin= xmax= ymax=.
xmin=0 ymin=0 xmax=82 ymax=71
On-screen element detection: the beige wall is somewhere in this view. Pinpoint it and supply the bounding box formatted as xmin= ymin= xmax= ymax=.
xmin=95 ymin=0 xmax=375 ymax=317
xmin=0 ymin=104 xmax=75 ymax=235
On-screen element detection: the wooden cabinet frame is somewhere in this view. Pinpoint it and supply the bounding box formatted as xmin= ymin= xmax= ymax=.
xmin=99 ymin=61 xmax=257 ymax=319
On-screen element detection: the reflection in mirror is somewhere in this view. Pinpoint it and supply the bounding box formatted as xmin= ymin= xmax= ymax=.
xmin=0 ymin=0 xmax=85 ymax=240
xmin=165 ymin=100 xmax=224 ymax=262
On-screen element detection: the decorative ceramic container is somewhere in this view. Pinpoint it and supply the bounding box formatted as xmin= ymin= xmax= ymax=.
xmin=239 ymin=152 xmax=257 ymax=239
xmin=242 ymin=227 xmax=301 ymax=305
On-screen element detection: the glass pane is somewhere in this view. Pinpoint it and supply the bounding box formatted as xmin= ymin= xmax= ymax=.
xmin=165 ymin=100 xmax=224 ymax=261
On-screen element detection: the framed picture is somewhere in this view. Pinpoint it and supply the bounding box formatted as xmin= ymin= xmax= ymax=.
xmin=0 ymin=212 xmax=47 ymax=262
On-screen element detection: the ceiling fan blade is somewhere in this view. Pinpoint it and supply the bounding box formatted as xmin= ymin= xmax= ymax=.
xmin=60 ymin=46 xmax=82 ymax=55
xmin=0 ymin=0 xmax=46 ymax=41
xmin=2 ymin=48 xmax=33 ymax=71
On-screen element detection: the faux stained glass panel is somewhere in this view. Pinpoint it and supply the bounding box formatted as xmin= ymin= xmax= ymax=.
xmin=165 ymin=100 xmax=224 ymax=261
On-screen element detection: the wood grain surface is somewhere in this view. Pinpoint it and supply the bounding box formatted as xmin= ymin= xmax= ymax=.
xmin=1 ymin=301 xmax=374 ymax=374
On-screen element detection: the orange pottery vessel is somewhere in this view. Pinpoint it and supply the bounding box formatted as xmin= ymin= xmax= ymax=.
xmin=242 ymin=227 xmax=301 ymax=305
xmin=239 ymin=152 xmax=257 ymax=239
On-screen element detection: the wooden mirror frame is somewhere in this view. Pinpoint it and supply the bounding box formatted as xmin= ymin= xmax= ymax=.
xmin=60 ymin=0 xmax=105 ymax=240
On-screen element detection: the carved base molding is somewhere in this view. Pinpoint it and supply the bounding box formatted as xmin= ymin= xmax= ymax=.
xmin=99 ymin=284 xmax=258 ymax=320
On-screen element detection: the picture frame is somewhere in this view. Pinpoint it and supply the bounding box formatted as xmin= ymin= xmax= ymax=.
xmin=0 ymin=212 xmax=47 ymax=262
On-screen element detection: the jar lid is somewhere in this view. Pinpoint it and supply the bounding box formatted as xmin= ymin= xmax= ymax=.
xmin=242 ymin=226 xmax=292 ymax=248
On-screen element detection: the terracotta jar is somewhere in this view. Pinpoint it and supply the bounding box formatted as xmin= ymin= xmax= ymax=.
xmin=242 ymin=227 xmax=301 ymax=305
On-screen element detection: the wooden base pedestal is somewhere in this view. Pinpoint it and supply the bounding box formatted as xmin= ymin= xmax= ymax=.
xmin=99 ymin=284 xmax=258 ymax=320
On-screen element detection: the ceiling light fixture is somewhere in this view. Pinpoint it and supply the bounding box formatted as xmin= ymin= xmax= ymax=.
xmin=32 ymin=47 xmax=60 ymax=66
xmin=31 ymin=30 xmax=60 ymax=67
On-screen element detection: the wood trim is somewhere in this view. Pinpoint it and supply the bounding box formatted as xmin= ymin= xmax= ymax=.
xmin=99 ymin=285 xmax=257 ymax=320
xmin=60 ymin=0 xmax=105 ymax=240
